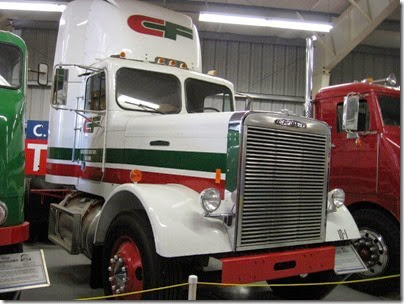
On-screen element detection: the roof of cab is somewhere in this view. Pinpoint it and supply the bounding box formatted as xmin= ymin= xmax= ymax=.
xmin=315 ymin=82 xmax=400 ymax=101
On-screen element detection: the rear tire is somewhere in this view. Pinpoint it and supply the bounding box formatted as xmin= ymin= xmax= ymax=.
xmin=350 ymin=209 xmax=400 ymax=296
xmin=102 ymin=212 xmax=184 ymax=300
xmin=268 ymin=270 xmax=340 ymax=300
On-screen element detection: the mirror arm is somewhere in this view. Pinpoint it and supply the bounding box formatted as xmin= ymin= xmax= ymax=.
xmin=346 ymin=131 xmax=359 ymax=139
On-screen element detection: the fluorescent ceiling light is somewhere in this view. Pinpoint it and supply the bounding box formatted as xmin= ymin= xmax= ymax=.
xmin=199 ymin=12 xmax=333 ymax=33
xmin=0 ymin=2 xmax=66 ymax=12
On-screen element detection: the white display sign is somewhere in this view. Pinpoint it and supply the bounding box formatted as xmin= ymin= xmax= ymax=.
xmin=334 ymin=245 xmax=367 ymax=275
xmin=0 ymin=250 xmax=50 ymax=293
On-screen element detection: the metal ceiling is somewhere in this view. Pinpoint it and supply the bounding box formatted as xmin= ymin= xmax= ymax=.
xmin=0 ymin=0 xmax=400 ymax=47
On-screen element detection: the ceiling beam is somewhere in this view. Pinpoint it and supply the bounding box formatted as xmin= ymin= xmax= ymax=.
xmin=312 ymin=0 xmax=399 ymax=94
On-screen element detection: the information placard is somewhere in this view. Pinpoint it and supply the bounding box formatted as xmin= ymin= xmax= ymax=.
xmin=334 ymin=245 xmax=367 ymax=275
xmin=0 ymin=250 xmax=50 ymax=293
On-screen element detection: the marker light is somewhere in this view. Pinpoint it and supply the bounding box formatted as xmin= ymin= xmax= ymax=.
xmin=199 ymin=12 xmax=333 ymax=33
xmin=130 ymin=169 xmax=143 ymax=183
xmin=119 ymin=51 xmax=126 ymax=59
xmin=0 ymin=1 xmax=66 ymax=12
xmin=156 ymin=57 xmax=165 ymax=65
xmin=207 ymin=70 xmax=217 ymax=76
xmin=168 ymin=60 xmax=177 ymax=66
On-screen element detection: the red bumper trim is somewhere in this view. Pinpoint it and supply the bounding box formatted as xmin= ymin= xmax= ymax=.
xmin=0 ymin=222 xmax=29 ymax=246
xmin=221 ymin=246 xmax=335 ymax=284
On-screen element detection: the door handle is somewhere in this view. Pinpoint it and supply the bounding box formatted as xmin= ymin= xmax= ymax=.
xmin=331 ymin=144 xmax=336 ymax=148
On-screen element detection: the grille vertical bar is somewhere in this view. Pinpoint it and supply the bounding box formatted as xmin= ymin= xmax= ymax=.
xmin=237 ymin=125 xmax=328 ymax=250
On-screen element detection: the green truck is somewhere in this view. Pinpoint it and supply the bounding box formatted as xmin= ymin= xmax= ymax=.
xmin=0 ymin=30 xmax=30 ymax=300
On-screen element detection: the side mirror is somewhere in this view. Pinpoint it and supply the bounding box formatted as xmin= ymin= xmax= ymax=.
xmin=342 ymin=95 xmax=359 ymax=132
xmin=37 ymin=63 xmax=49 ymax=86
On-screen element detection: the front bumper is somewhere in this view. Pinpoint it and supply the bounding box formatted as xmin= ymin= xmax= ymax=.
xmin=0 ymin=222 xmax=29 ymax=246
xmin=221 ymin=246 xmax=335 ymax=284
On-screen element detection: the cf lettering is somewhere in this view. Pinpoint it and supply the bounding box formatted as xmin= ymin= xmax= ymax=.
xmin=127 ymin=15 xmax=193 ymax=41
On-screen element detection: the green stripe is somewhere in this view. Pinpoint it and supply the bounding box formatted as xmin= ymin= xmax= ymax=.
xmin=48 ymin=147 xmax=226 ymax=173
xmin=48 ymin=147 xmax=77 ymax=160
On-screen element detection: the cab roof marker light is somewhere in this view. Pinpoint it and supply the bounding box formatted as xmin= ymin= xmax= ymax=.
xmin=0 ymin=1 xmax=66 ymax=12
xmin=199 ymin=12 xmax=333 ymax=33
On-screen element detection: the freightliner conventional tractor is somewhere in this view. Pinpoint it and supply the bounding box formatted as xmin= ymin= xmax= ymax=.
xmin=314 ymin=78 xmax=400 ymax=295
xmin=46 ymin=0 xmax=366 ymax=299
xmin=0 ymin=31 xmax=30 ymax=300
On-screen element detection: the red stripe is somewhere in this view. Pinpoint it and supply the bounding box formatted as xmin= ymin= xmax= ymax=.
xmin=47 ymin=163 xmax=226 ymax=197
xmin=47 ymin=163 xmax=80 ymax=177
xmin=0 ymin=222 xmax=29 ymax=246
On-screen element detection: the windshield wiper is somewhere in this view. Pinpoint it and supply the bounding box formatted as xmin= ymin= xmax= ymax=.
xmin=124 ymin=100 xmax=165 ymax=115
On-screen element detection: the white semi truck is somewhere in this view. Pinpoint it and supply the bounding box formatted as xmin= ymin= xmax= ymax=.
xmin=46 ymin=0 xmax=366 ymax=300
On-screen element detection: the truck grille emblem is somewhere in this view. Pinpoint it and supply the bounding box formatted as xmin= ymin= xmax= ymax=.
xmin=275 ymin=119 xmax=307 ymax=129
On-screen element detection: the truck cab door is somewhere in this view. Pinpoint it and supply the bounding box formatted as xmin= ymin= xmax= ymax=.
xmin=75 ymin=72 xmax=107 ymax=182
xmin=330 ymin=96 xmax=378 ymax=195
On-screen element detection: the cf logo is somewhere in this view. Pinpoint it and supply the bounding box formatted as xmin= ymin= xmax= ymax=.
xmin=127 ymin=15 xmax=193 ymax=41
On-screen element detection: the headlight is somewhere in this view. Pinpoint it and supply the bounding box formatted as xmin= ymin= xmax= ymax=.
xmin=327 ymin=188 xmax=345 ymax=213
xmin=200 ymin=188 xmax=221 ymax=213
xmin=0 ymin=201 xmax=8 ymax=225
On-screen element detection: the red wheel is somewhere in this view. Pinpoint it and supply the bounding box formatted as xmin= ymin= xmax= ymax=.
xmin=108 ymin=236 xmax=144 ymax=299
xmin=102 ymin=213 xmax=185 ymax=300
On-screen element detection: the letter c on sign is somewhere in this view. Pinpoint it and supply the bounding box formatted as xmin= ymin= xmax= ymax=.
xmin=33 ymin=124 xmax=44 ymax=138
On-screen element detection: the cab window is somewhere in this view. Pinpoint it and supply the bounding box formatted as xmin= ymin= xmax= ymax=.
xmin=337 ymin=99 xmax=370 ymax=132
xmin=185 ymin=78 xmax=233 ymax=113
xmin=378 ymin=95 xmax=400 ymax=126
xmin=0 ymin=43 xmax=21 ymax=89
xmin=116 ymin=68 xmax=181 ymax=114
xmin=85 ymin=72 xmax=106 ymax=110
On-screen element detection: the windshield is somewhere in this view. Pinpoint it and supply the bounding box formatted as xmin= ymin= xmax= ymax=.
xmin=378 ymin=95 xmax=400 ymax=127
xmin=116 ymin=68 xmax=181 ymax=114
xmin=186 ymin=78 xmax=233 ymax=113
xmin=0 ymin=43 xmax=21 ymax=89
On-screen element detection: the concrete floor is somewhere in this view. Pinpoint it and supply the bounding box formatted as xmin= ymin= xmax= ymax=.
xmin=18 ymin=242 xmax=398 ymax=301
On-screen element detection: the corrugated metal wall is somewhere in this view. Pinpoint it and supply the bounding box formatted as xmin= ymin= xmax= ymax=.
xmin=330 ymin=46 xmax=401 ymax=85
xmin=200 ymin=36 xmax=306 ymax=114
xmin=19 ymin=28 xmax=400 ymax=121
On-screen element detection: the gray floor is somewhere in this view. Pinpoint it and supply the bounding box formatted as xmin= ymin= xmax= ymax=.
xmin=18 ymin=242 xmax=398 ymax=301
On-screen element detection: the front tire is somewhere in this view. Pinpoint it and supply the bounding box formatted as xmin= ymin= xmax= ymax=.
xmin=102 ymin=212 xmax=184 ymax=300
xmin=350 ymin=209 xmax=400 ymax=296
xmin=268 ymin=270 xmax=340 ymax=300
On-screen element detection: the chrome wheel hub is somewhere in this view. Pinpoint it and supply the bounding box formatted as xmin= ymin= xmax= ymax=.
xmin=108 ymin=254 xmax=128 ymax=294
xmin=353 ymin=229 xmax=388 ymax=277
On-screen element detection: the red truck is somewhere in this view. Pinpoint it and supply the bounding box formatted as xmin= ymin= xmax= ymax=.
xmin=314 ymin=78 xmax=400 ymax=295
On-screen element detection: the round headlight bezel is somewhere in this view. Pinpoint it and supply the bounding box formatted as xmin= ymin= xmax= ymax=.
xmin=200 ymin=188 xmax=221 ymax=214
xmin=0 ymin=201 xmax=8 ymax=226
xmin=328 ymin=188 xmax=345 ymax=212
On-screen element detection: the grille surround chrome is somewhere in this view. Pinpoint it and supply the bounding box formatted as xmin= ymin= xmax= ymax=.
xmin=236 ymin=113 xmax=330 ymax=251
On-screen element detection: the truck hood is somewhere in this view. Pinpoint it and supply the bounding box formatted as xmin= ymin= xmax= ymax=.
xmin=125 ymin=112 xmax=235 ymax=154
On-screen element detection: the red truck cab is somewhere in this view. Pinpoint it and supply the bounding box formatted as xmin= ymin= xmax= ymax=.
xmin=314 ymin=81 xmax=400 ymax=295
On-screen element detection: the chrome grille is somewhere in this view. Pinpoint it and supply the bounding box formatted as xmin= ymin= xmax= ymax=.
xmin=237 ymin=125 xmax=328 ymax=250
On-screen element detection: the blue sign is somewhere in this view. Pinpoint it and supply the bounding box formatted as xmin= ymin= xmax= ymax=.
xmin=26 ymin=120 xmax=49 ymax=140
